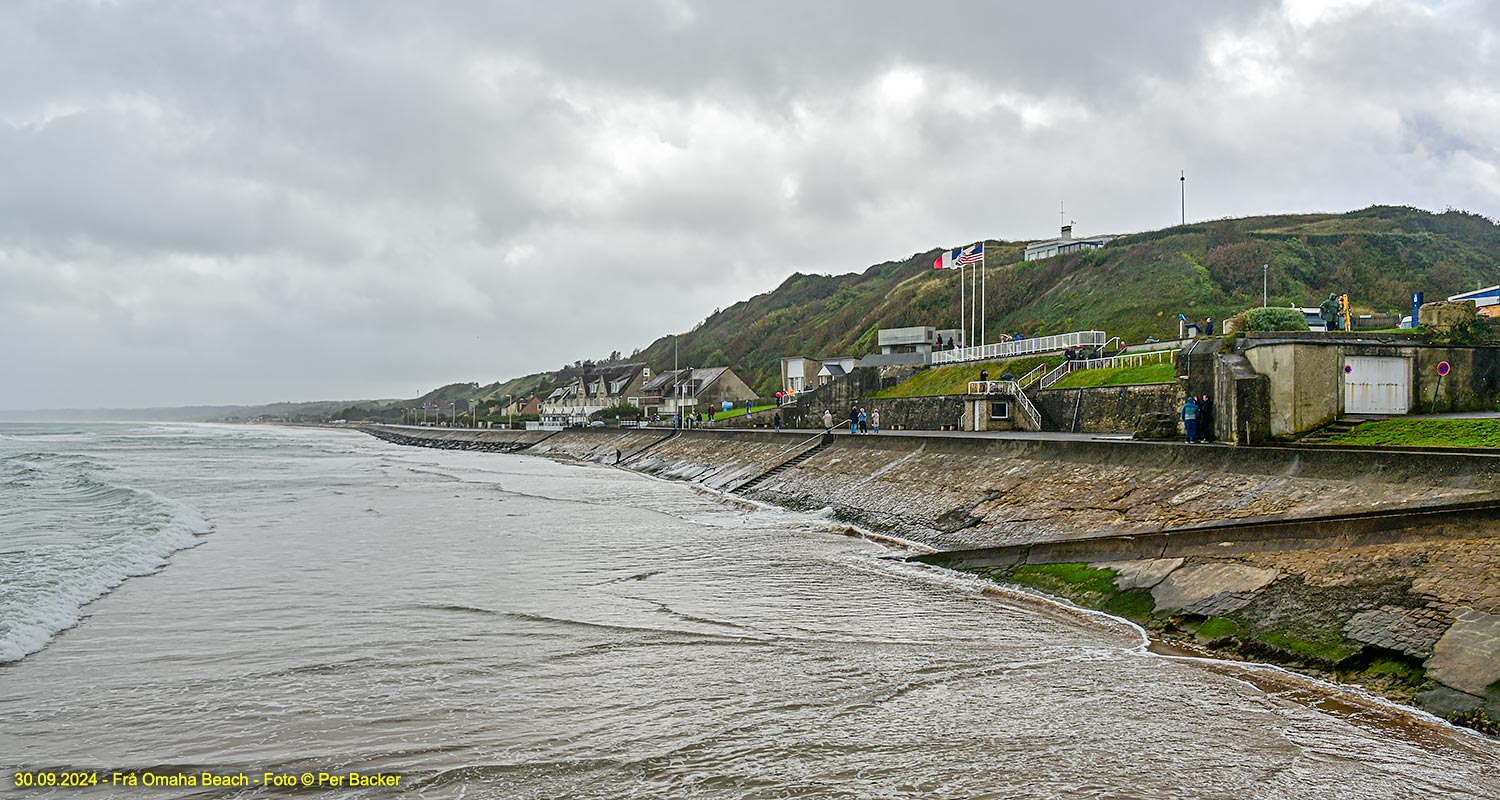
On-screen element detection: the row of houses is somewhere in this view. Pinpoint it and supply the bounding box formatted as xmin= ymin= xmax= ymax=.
xmin=521 ymin=362 xmax=758 ymax=426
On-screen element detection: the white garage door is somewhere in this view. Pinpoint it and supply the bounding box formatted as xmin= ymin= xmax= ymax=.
xmin=1343 ymin=356 xmax=1410 ymax=415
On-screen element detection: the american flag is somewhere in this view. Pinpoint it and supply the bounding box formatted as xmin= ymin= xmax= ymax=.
xmin=954 ymin=243 xmax=984 ymax=266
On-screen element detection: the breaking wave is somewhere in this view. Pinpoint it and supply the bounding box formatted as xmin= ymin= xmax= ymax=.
xmin=0 ymin=451 xmax=212 ymax=662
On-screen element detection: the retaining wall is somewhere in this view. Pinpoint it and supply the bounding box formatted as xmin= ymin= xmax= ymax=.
xmin=1033 ymin=383 xmax=1179 ymax=433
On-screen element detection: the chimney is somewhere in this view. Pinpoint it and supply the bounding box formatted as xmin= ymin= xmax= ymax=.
xmin=1060 ymin=224 xmax=1073 ymax=240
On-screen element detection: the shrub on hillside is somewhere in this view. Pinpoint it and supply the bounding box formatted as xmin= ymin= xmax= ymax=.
xmin=1241 ymin=307 xmax=1311 ymax=332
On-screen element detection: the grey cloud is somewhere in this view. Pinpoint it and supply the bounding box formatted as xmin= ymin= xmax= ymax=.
xmin=1 ymin=1 xmax=1497 ymax=409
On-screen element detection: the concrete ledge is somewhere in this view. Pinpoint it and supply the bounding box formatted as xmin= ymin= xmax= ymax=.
xmin=913 ymin=497 xmax=1500 ymax=569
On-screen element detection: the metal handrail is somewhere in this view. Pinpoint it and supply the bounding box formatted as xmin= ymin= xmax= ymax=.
xmin=966 ymin=380 xmax=1042 ymax=430
xmin=1038 ymin=361 xmax=1071 ymax=389
xmin=1016 ymin=362 xmax=1049 ymax=388
xmin=1039 ymin=348 xmax=1181 ymax=389
xmin=932 ymin=329 xmax=1106 ymax=365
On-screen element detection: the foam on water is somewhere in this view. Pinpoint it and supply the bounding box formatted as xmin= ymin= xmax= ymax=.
xmin=0 ymin=449 xmax=212 ymax=662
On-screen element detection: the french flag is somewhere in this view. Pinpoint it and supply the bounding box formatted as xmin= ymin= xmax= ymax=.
xmin=933 ymin=248 xmax=956 ymax=269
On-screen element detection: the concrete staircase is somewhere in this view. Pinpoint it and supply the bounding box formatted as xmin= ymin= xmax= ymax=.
xmin=731 ymin=435 xmax=833 ymax=495
xmin=1298 ymin=417 xmax=1373 ymax=444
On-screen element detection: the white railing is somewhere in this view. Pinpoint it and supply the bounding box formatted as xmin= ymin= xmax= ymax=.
xmin=1016 ymin=362 xmax=1049 ymax=389
xmin=1039 ymin=348 xmax=1181 ymax=389
xmin=1122 ymin=338 xmax=1192 ymax=354
xmin=966 ymin=380 xmax=1042 ymax=430
xmin=932 ymin=330 xmax=1107 ymax=365
xmin=1011 ymin=385 xmax=1042 ymax=430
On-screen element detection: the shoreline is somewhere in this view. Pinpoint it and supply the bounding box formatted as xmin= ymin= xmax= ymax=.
xmin=590 ymin=450 xmax=1500 ymax=750
xmin=356 ymin=424 xmax=1500 ymax=738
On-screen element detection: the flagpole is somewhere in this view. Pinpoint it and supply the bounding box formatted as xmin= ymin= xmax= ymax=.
xmin=970 ymin=251 xmax=976 ymax=353
xmin=959 ymin=260 xmax=965 ymax=355
xmin=979 ymin=242 xmax=986 ymax=351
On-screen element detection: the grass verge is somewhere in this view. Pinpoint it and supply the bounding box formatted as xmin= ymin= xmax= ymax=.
xmin=869 ymin=355 xmax=1062 ymax=398
xmin=1048 ymin=362 xmax=1176 ymax=389
xmin=711 ymin=403 xmax=778 ymax=420
xmin=1320 ymin=418 xmax=1500 ymax=448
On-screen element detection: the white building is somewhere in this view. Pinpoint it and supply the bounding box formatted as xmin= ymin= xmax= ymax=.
xmin=816 ymin=356 xmax=860 ymax=385
xmin=1024 ymin=224 xmax=1113 ymax=261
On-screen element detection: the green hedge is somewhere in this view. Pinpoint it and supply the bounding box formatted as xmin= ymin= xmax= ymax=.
xmin=1243 ymin=306 xmax=1310 ymax=332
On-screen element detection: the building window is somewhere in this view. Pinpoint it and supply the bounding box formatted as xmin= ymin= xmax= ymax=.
xmin=990 ymin=401 xmax=1009 ymax=420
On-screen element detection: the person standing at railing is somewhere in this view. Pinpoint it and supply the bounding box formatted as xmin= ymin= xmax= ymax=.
xmin=871 ymin=408 xmax=880 ymax=434
xmin=979 ymin=368 xmax=989 ymax=386
xmin=849 ymin=405 xmax=859 ymax=434
xmin=822 ymin=409 xmax=834 ymax=429
xmin=774 ymin=411 xmax=782 ymax=432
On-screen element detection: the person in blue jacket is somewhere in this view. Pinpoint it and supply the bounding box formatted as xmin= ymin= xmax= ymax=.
xmin=1182 ymin=396 xmax=1200 ymax=443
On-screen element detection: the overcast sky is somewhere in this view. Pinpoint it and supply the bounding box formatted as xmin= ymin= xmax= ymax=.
xmin=3 ymin=0 xmax=1498 ymax=409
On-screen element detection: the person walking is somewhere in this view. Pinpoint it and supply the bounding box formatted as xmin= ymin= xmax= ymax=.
xmin=822 ymin=409 xmax=834 ymax=430
xmin=871 ymin=408 xmax=880 ymax=434
xmin=773 ymin=411 xmax=782 ymax=432
xmin=1182 ymin=396 xmax=1200 ymax=443
xmin=848 ymin=405 xmax=859 ymax=434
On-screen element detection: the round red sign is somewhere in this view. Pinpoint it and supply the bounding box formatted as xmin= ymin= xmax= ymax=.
xmin=1438 ymin=361 xmax=1451 ymax=376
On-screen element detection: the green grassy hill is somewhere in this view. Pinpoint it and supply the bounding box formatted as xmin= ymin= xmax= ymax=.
xmin=338 ymin=205 xmax=1499 ymax=419
xmin=628 ymin=205 xmax=1498 ymax=395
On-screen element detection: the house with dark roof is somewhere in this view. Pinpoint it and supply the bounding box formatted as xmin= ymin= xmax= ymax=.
xmin=639 ymin=367 xmax=756 ymax=416
xmin=540 ymin=363 xmax=652 ymax=425
xmin=816 ymin=356 xmax=859 ymax=385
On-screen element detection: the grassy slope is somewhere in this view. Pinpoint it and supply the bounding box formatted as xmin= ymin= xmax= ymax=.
xmin=628 ymin=206 xmax=1500 ymax=396
xmin=1049 ymin=362 xmax=1176 ymax=389
xmin=1321 ymin=418 xmax=1500 ymax=448
xmin=355 ymin=206 xmax=1499 ymax=416
xmin=871 ymin=355 xmax=1061 ymax=398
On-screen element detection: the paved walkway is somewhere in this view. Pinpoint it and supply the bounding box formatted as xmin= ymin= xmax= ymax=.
xmin=661 ymin=426 xmax=1150 ymax=443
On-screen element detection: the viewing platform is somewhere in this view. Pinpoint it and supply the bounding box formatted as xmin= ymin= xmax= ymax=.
xmin=932 ymin=330 xmax=1107 ymax=365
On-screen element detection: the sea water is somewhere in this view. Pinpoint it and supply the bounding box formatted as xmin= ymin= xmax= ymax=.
xmin=2 ymin=422 xmax=1497 ymax=798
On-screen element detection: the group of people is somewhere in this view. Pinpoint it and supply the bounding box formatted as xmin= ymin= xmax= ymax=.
xmin=1062 ymin=344 xmax=1103 ymax=361
xmin=820 ymin=406 xmax=879 ymax=433
xmin=849 ymin=405 xmax=879 ymax=434
xmin=1181 ymin=394 xmax=1214 ymax=443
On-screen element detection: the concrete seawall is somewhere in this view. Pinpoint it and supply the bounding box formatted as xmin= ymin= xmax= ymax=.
xmin=359 ymin=424 xmax=1500 ymax=731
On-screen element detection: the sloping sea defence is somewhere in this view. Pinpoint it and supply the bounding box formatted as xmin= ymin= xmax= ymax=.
xmin=359 ymin=424 xmax=1500 ymax=734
